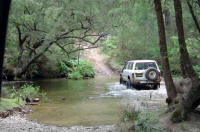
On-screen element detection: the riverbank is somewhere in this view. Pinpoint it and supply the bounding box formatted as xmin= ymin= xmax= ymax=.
xmin=0 ymin=114 xmax=116 ymax=132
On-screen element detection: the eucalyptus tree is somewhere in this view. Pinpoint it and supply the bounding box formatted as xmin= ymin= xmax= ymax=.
xmin=171 ymin=0 xmax=200 ymax=122
xmin=154 ymin=0 xmax=177 ymax=102
xmin=7 ymin=0 xmax=107 ymax=78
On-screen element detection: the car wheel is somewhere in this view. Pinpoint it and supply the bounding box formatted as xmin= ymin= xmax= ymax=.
xmin=126 ymin=79 xmax=132 ymax=89
xmin=120 ymin=76 xmax=123 ymax=84
xmin=153 ymin=84 xmax=158 ymax=90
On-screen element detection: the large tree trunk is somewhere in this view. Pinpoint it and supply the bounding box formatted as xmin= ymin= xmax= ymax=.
xmin=171 ymin=0 xmax=200 ymax=122
xmin=16 ymin=41 xmax=55 ymax=78
xmin=154 ymin=0 xmax=177 ymax=101
xmin=0 ymin=0 xmax=11 ymax=97
xmin=174 ymin=0 xmax=198 ymax=79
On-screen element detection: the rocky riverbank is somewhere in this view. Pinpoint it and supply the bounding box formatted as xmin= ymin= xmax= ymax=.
xmin=0 ymin=114 xmax=116 ymax=132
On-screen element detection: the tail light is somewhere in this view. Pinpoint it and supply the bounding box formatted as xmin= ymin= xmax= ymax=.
xmin=132 ymin=73 xmax=134 ymax=79
xmin=158 ymin=72 xmax=161 ymax=79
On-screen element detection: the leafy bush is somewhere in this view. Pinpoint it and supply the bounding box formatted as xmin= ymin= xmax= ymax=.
xmin=135 ymin=112 xmax=167 ymax=132
xmin=57 ymin=60 xmax=72 ymax=77
xmin=121 ymin=108 xmax=140 ymax=122
xmin=57 ymin=59 xmax=95 ymax=79
xmin=101 ymin=38 xmax=117 ymax=57
xmin=77 ymin=60 xmax=95 ymax=78
xmin=193 ymin=65 xmax=200 ymax=77
xmin=69 ymin=71 xmax=83 ymax=80
xmin=10 ymin=84 xmax=48 ymax=102
xmin=0 ymin=98 xmax=24 ymax=111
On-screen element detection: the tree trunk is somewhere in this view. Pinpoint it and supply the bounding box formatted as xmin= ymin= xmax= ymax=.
xmin=164 ymin=8 xmax=171 ymax=34
xmin=0 ymin=0 xmax=11 ymax=98
xmin=16 ymin=41 xmax=55 ymax=78
xmin=154 ymin=0 xmax=177 ymax=101
xmin=171 ymin=0 xmax=200 ymax=122
xmin=174 ymin=0 xmax=198 ymax=79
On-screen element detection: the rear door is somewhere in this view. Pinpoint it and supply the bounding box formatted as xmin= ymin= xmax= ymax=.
xmin=134 ymin=62 xmax=146 ymax=81
xmin=122 ymin=62 xmax=129 ymax=81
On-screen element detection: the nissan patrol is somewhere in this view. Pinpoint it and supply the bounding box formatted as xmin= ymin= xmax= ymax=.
xmin=120 ymin=60 xmax=161 ymax=89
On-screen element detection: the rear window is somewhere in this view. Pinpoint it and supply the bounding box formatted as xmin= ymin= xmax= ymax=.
xmin=135 ymin=62 xmax=157 ymax=70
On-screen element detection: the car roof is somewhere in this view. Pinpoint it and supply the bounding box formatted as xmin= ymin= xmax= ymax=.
xmin=127 ymin=60 xmax=156 ymax=63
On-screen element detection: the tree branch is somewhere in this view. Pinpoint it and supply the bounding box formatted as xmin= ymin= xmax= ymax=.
xmin=186 ymin=0 xmax=200 ymax=35
xmin=68 ymin=45 xmax=99 ymax=54
xmin=58 ymin=34 xmax=106 ymax=45
xmin=55 ymin=42 xmax=70 ymax=58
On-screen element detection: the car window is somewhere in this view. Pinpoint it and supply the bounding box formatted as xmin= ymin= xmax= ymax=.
xmin=129 ymin=62 xmax=134 ymax=70
xmin=127 ymin=62 xmax=132 ymax=70
xmin=135 ymin=62 xmax=157 ymax=70
xmin=125 ymin=62 xmax=129 ymax=69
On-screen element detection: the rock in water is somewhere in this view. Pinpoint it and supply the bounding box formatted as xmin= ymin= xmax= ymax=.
xmin=32 ymin=98 xmax=40 ymax=102
xmin=25 ymin=97 xmax=31 ymax=103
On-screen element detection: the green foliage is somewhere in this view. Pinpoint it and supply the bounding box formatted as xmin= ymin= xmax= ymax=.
xmin=5 ymin=0 xmax=109 ymax=79
xmin=119 ymin=106 xmax=167 ymax=132
xmin=171 ymin=109 xmax=186 ymax=123
xmin=10 ymin=84 xmax=48 ymax=102
xmin=57 ymin=60 xmax=72 ymax=77
xmin=135 ymin=112 xmax=167 ymax=132
xmin=69 ymin=71 xmax=83 ymax=80
xmin=101 ymin=0 xmax=200 ymax=78
xmin=120 ymin=108 xmax=140 ymax=122
xmin=57 ymin=59 xmax=95 ymax=79
xmin=77 ymin=60 xmax=95 ymax=78
xmin=4 ymin=0 xmax=200 ymax=80
xmin=102 ymin=38 xmax=117 ymax=57
xmin=0 ymin=98 xmax=24 ymax=112
xmin=193 ymin=65 xmax=200 ymax=76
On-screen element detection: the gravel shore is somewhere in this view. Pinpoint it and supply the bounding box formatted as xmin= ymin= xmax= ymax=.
xmin=0 ymin=114 xmax=116 ymax=132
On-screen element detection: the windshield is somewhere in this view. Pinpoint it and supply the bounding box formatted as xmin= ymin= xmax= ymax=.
xmin=135 ymin=62 xmax=157 ymax=70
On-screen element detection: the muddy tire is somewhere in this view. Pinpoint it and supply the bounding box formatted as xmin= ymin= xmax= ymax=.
xmin=120 ymin=76 xmax=123 ymax=84
xmin=126 ymin=79 xmax=132 ymax=89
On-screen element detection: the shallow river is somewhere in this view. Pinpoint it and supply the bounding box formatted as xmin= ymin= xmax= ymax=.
xmin=28 ymin=76 xmax=167 ymax=127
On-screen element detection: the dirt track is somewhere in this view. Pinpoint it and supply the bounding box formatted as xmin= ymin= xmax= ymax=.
xmin=83 ymin=48 xmax=117 ymax=76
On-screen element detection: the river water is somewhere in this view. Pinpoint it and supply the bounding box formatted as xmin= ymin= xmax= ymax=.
xmin=28 ymin=76 xmax=167 ymax=127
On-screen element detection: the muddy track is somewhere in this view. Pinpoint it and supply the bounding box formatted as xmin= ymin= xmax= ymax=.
xmin=83 ymin=48 xmax=117 ymax=76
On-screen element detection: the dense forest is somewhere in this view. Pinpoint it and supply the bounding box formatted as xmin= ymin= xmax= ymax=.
xmin=3 ymin=0 xmax=200 ymax=80
xmin=1 ymin=0 xmax=200 ymax=131
xmin=101 ymin=0 xmax=200 ymax=76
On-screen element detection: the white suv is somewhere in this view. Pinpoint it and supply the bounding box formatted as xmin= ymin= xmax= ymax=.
xmin=120 ymin=60 xmax=161 ymax=89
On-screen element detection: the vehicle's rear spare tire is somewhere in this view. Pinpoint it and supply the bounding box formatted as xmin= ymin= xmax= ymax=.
xmin=145 ymin=68 xmax=159 ymax=81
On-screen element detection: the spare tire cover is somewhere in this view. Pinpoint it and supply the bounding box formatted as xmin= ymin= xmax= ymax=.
xmin=145 ymin=68 xmax=159 ymax=81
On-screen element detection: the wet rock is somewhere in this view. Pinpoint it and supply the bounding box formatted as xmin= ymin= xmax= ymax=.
xmin=33 ymin=98 xmax=40 ymax=102
xmin=62 ymin=98 xmax=66 ymax=101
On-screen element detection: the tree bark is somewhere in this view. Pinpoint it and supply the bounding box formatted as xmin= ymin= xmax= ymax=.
xmin=16 ymin=25 xmax=28 ymax=77
xmin=171 ymin=0 xmax=200 ymax=122
xmin=174 ymin=0 xmax=198 ymax=79
xmin=16 ymin=41 xmax=55 ymax=78
xmin=0 ymin=0 xmax=11 ymax=98
xmin=154 ymin=0 xmax=177 ymax=101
